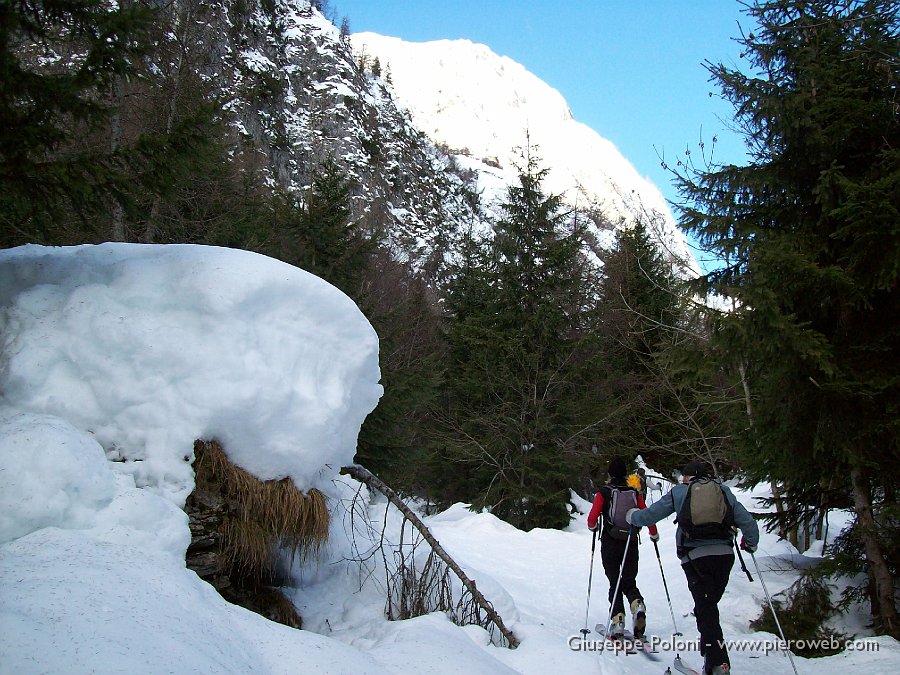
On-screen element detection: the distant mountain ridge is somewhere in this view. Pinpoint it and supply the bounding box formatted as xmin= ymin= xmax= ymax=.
xmin=170 ymin=0 xmax=694 ymax=277
xmin=349 ymin=32 xmax=697 ymax=274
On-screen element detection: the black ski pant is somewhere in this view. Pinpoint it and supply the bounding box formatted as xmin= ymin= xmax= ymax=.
xmin=600 ymin=533 xmax=642 ymax=618
xmin=681 ymin=553 xmax=735 ymax=671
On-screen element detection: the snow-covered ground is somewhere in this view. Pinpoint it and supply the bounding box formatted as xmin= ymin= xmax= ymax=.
xmin=1 ymin=244 xmax=896 ymax=673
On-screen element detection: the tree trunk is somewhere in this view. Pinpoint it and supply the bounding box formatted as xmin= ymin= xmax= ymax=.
xmin=815 ymin=507 xmax=826 ymax=542
xmin=849 ymin=465 xmax=898 ymax=637
xmin=784 ymin=479 xmax=799 ymax=550
xmin=110 ymin=76 xmax=125 ymax=241
xmin=770 ymin=480 xmax=788 ymax=541
xmin=145 ymin=0 xmax=191 ymax=243
xmin=738 ymin=360 xmax=788 ymax=539
xmin=340 ymin=463 xmax=520 ymax=648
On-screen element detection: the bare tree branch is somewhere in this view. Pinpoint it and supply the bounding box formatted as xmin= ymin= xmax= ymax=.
xmin=340 ymin=464 xmax=520 ymax=648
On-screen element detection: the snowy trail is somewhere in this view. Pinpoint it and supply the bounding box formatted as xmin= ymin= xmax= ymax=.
xmin=428 ymin=510 xmax=591 ymax=631
xmin=423 ymin=495 xmax=883 ymax=675
xmin=4 ymin=245 xmax=897 ymax=674
xmin=293 ymin=481 xmax=899 ymax=674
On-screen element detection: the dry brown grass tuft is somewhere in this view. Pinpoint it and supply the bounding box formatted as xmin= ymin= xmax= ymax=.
xmin=193 ymin=439 xmax=329 ymax=584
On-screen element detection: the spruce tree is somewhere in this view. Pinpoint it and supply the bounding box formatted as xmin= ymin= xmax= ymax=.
xmin=287 ymin=157 xmax=374 ymax=296
xmin=438 ymin=152 xmax=601 ymax=530
xmin=1 ymin=0 xmax=225 ymax=247
xmin=0 ymin=0 xmax=157 ymax=244
xmin=593 ymin=220 xmax=706 ymax=475
xmin=354 ymin=250 xmax=445 ymax=495
xmin=676 ymin=0 xmax=899 ymax=635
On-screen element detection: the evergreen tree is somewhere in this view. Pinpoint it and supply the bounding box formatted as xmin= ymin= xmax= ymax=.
xmin=127 ymin=0 xmax=245 ymax=246
xmin=437 ymin=152 xmax=601 ymax=530
xmin=676 ymin=0 xmax=900 ymax=635
xmin=279 ymin=157 xmax=374 ymax=296
xmin=354 ymin=250 xmax=445 ymax=495
xmin=598 ymin=221 xmax=681 ymax=377
xmin=593 ymin=219 xmax=709 ymax=476
xmin=0 ymin=0 xmax=226 ymax=247
xmin=0 ymin=0 xmax=158 ymax=244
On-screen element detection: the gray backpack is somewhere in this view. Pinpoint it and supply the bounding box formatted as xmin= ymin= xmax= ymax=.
xmin=677 ymin=478 xmax=735 ymax=542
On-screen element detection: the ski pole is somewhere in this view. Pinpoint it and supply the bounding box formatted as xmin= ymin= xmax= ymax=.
xmin=654 ymin=537 xmax=687 ymax=667
xmin=733 ymin=533 xmax=754 ymax=581
xmin=652 ymin=539 xmax=681 ymax=636
xmin=751 ymin=551 xmax=799 ymax=675
xmin=599 ymin=528 xmax=633 ymax=653
xmin=581 ymin=528 xmax=599 ymax=635
xmin=644 ymin=472 xmax=673 ymax=484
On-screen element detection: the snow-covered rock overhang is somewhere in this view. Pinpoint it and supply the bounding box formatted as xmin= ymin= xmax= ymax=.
xmin=0 ymin=243 xmax=383 ymax=504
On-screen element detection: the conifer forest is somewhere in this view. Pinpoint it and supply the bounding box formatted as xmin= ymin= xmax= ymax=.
xmin=2 ymin=0 xmax=898 ymax=638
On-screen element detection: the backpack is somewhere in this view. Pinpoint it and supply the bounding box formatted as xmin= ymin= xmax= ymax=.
xmin=603 ymin=486 xmax=639 ymax=540
xmin=677 ymin=477 xmax=735 ymax=542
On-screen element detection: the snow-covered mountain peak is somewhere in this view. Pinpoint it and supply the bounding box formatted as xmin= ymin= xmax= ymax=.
xmin=354 ymin=33 xmax=574 ymax=138
xmin=351 ymin=32 xmax=581 ymax=175
xmin=350 ymin=31 xmax=696 ymax=273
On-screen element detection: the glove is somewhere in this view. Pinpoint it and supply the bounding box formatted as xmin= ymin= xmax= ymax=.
xmin=740 ymin=536 xmax=757 ymax=553
xmin=649 ymin=532 xmax=660 ymax=543
xmin=624 ymin=507 xmax=638 ymax=525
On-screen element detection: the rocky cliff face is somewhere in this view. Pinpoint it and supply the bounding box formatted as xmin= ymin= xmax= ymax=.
xmin=174 ymin=0 xmax=693 ymax=279
xmin=348 ymin=31 xmax=698 ymax=275
xmin=176 ymin=0 xmax=476 ymax=276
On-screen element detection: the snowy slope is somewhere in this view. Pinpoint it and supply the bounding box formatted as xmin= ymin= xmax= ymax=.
xmin=2 ymin=244 xmax=897 ymax=673
xmin=350 ymin=33 xmax=697 ymax=274
xmin=292 ymin=476 xmax=898 ymax=674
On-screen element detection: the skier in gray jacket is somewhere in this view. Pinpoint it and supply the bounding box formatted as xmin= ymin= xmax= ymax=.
xmin=626 ymin=460 xmax=759 ymax=675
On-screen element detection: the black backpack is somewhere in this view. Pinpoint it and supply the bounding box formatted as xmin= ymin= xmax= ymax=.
xmin=677 ymin=477 xmax=735 ymax=542
xmin=603 ymin=486 xmax=639 ymax=540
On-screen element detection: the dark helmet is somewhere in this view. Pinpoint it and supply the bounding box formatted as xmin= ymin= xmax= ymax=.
xmin=608 ymin=456 xmax=627 ymax=478
xmin=682 ymin=460 xmax=711 ymax=478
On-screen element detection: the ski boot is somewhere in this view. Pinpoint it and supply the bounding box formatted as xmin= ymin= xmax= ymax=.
xmin=630 ymin=598 xmax=646 ymax=639
xmin=608 ymin=612 xmax=626 ymax=638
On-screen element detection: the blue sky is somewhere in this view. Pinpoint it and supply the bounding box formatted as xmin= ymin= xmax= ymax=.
xmin=330 ymin=1 xmax=757 ymax=268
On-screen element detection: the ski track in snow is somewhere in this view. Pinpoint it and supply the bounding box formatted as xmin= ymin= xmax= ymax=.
xmin=416 ymin=488 xmax=898 ymax=674
xmin=2 ymin=244 xmax=897 ymax=673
